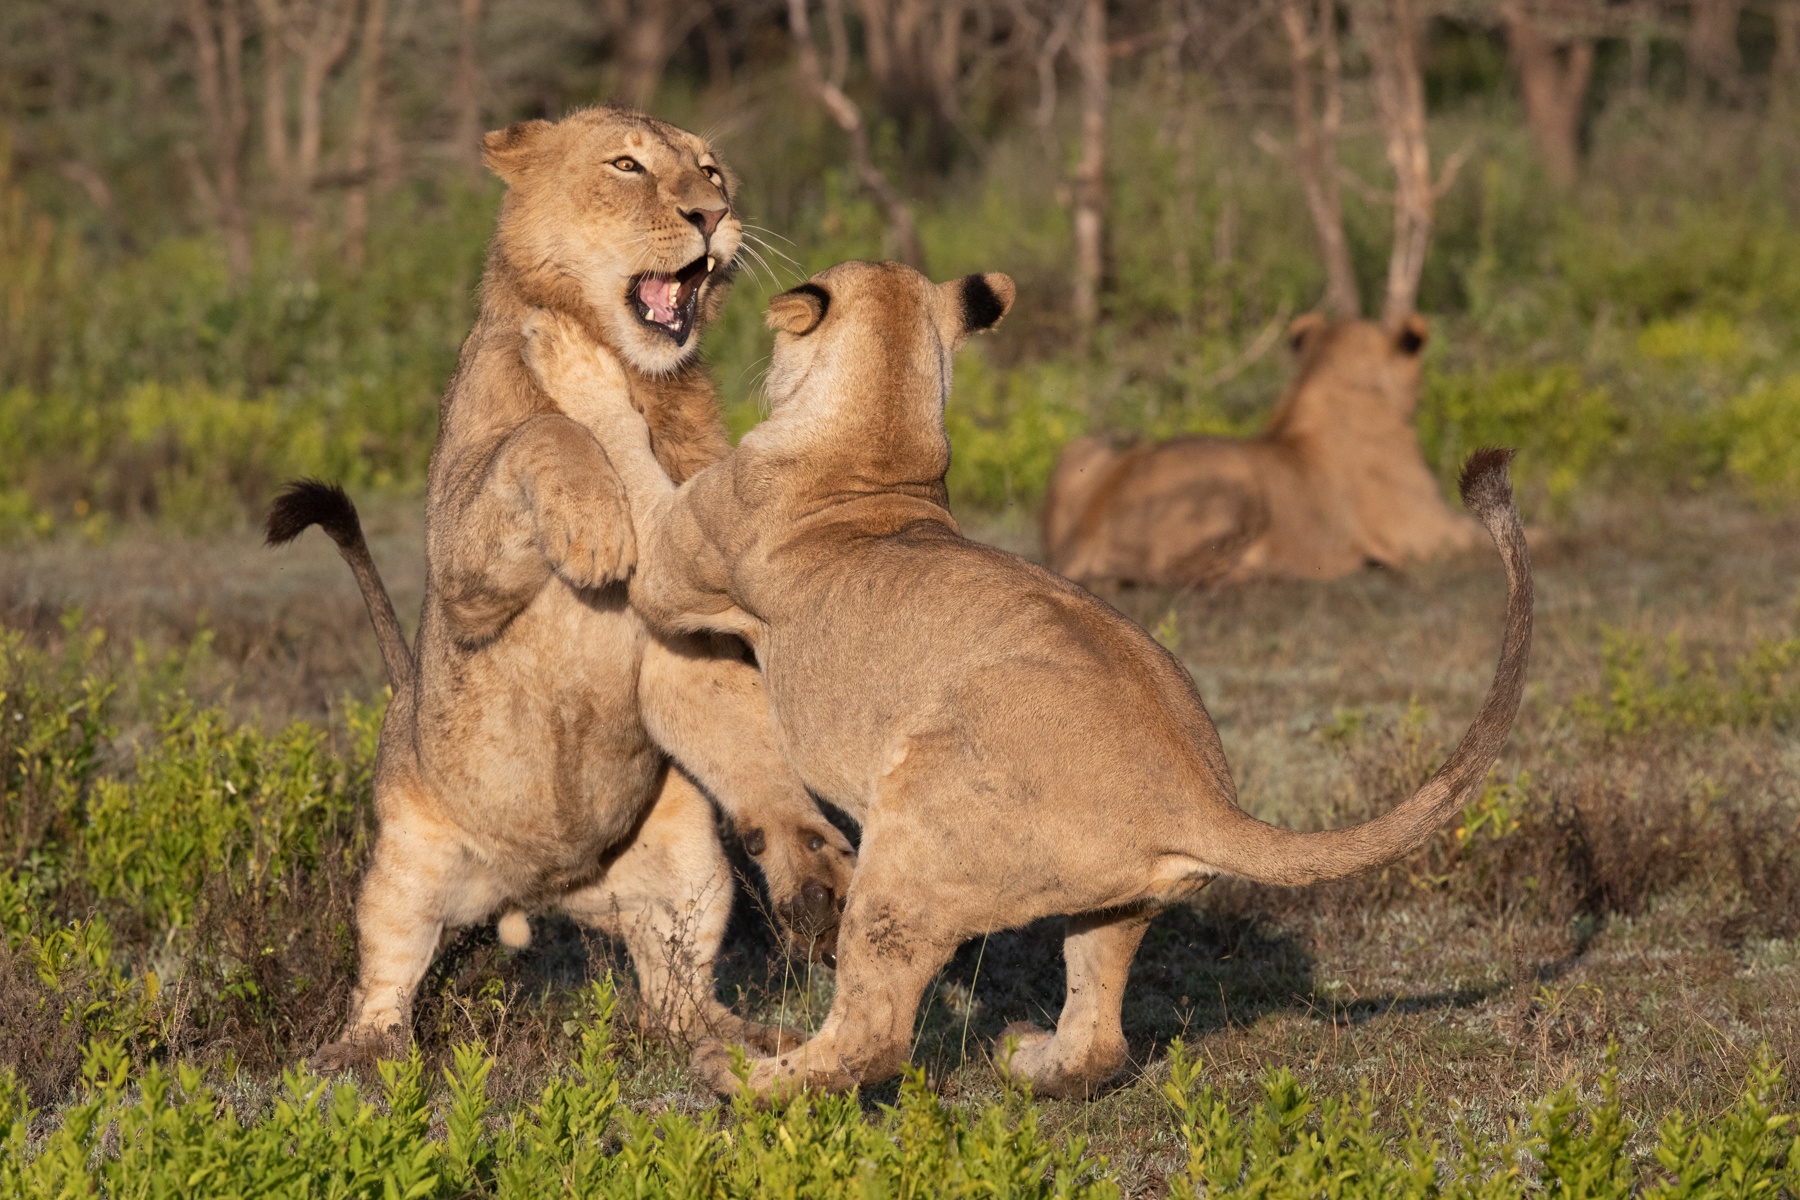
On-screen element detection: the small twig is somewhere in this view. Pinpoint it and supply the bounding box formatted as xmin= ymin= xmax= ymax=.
xmin=1433 ymin=137 xmax=1477 ymax=200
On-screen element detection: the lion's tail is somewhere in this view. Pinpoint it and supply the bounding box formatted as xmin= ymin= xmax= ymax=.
xmin=1196 ymin=449 xmax=1533 ymax=888
xmin=266 ymin=479 xmax=415 ymax=691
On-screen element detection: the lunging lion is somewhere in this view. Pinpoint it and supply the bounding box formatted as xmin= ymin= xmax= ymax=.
xmin=1042 ymin=314 xmax=1484 ymax=587
xmin=519 ymin=260 xmax=1533 ymax=1099
xmin=267 ymin=107 xmax=852 ymax=1069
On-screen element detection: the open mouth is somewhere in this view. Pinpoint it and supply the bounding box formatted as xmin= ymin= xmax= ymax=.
xmin=628 ymin=254 xmax=716 ymax=346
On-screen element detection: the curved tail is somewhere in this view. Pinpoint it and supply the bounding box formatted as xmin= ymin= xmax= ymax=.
xmin=1200 ymin=448 xmax=1533 ymax=887
xmin=265 ymin=480 xmax=414 ymax=690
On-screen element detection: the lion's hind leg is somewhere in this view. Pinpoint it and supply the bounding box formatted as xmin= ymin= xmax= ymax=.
xmin=995 ymin=907 xmax=1156 ymax=1099
xmin=691 ymin=862 xmax=961 ymax=1099
xmin=562 ymin=766 xmax=797 ymax=1053
xmin=313 ymin=804 xmax=506 ymax=1071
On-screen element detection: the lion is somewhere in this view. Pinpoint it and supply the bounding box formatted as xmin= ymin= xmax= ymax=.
xmin=1042 ymin=314 xmax=1485 ymax=588
xmin=265 ymin=107 xmax=853 ymax=1070
xmin=517 ymin=260 xmax=1533 ymax=1100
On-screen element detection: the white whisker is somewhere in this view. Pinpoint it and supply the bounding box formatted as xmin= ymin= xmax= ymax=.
xmin=743 ymin=232 xmax=804 ymax=275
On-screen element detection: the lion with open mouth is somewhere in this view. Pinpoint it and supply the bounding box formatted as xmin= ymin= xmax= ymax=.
xmin=268 ymin=107 xmax=853 ymax=1069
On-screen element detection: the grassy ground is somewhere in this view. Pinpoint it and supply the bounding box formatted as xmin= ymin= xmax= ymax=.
xmin=4 ymin=488 xmax=1798 ymax=1194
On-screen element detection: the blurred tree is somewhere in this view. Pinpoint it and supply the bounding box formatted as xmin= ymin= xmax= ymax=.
xmin=1266 ymin=0 xmax=1358 ymax=317
xmin=343 ymin=0 xmax=386 ymax=270
xmin=788 ymin=0 xmax=925 ymax=266
xmin=1072 ymin=0 xmax=1107 ymax=346
xmin=453 ymin=0 xmax=486 ymax=176
xmin=254 ymin=0 xmax=360 ymax=256
xmin=1687 ymin=0 xmax=1745 ymax=102
xmin=180 ymin=0 xmax=253 ymax=280
xmin=1499 ymin=0 xmax=1594 ymax=189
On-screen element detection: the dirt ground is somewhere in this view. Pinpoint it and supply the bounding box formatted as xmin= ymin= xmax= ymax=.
xmin=4 ymin=490 xmax=1798 ymax=1194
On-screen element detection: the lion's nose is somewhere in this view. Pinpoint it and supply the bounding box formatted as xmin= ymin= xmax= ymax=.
xmin=682 ymin=207 xmax=727 ymax=239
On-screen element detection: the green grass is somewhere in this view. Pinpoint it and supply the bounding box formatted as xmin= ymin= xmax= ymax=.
xmin=4 ymin=491 xmax=1800 ymax=1193
xmin=2 ymin=984 xmax=1795 ymax=1197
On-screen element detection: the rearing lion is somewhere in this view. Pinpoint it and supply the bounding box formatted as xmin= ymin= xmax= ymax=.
xmin=1042 ymin=314 xmax=1484 ymax=587
xmin=519 ymin=260 xmax=1532 ymax=1100
xmin=268 ymin=108 xmax=852 ymax=1069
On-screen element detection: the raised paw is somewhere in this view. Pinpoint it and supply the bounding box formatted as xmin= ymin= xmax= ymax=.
xmin=544 ymin=475 xmax=637 ymax=589
xmin=521 ymin=307 xmax=633 ymax=427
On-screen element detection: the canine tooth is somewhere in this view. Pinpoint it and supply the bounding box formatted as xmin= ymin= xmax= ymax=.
xmin=706 ymin=256 xmax=716 ymax=272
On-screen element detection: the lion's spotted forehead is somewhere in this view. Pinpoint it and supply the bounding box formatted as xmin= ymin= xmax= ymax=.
xmin=566 ymin=110 xmax=718 ymax=167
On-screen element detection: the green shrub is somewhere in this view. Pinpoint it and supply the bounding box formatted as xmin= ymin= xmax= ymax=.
xmin=82 ymin=700 xmax=356 ymax=931
xmin=1573 ymin=627 xmax=1800 ymax=737
xmin=1418 ymin=365 xmax=1625 ymax=512
xmin=1725 ymin=374 xmax=1800 ymax=503
xmin=946 ymin=354 xmax=1089 ymax=508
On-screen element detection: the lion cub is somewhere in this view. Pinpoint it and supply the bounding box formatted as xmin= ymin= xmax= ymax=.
xmin=521 ymin=261 xmax=1533 ymax=1100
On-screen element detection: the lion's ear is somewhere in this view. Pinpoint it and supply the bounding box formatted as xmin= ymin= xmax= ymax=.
xmin=1287 ymin=312 xmax=1329 ymax=355
xmin=954 ymin=273 xmax=1015 ymax=337
xmin=767 ymin=283 xmax=829 ymax=335
xmin=482 ymin=120 xmax=553 ymax=184
xmin=1393 ymin=313 xmax=1429 ymax=357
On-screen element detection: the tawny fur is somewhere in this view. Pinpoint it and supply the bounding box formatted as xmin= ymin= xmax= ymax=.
xmin=520 ymin=261 xmax=1534 ymax=1101
xmin=274 ymin=107 xmax=852 ymax=1071
xmin=1042 ymin=314 xmax=1485 ymax=587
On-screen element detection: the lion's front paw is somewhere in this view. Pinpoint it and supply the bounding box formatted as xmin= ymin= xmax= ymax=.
xmin=310 ymin=1028 xmax=401 ymax=1074
xmin=546 ymin=491 xmax=637 ymax=589
xmin=994 ymin=1022 xmax=1123 ymax=1099
xmin=521 ymin=307 xmax=632 ymax=421
xmin=691 ymin=1037 xmax=747 ymax=1097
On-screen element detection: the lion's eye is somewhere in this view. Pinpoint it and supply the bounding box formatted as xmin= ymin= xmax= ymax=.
xmin=611 ymin=157 xmax=642 ymax=173
xmin=702 ymin=165 xmax=724 ymax=187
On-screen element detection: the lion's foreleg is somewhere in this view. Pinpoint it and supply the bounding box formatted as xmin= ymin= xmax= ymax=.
xmin=638 ymin=632 xmax=854 ymax=955
xmin=434 ymin=414 xmax=635 ymax=643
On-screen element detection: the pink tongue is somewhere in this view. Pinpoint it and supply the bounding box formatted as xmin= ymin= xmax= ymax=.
xmin=637 ymin=275 xmax=678 ymax=325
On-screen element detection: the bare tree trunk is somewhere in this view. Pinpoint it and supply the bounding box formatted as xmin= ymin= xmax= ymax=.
xmin=343 ymin=0 xmax=386 ymax=271
xmin=1501 ymin=1 xmax=1593 ymax=189
xmin=1275 ymin=0 xmax=1358 ymax=318
xmin=452 ymin=0 xmax=484 ymax=177
xmin=699 ymin=4 xmax=733 ymax=96
xmin=1775 ymin=0 xmax=1799 ymax=114
xmin=788 ymin=0 xmax=924 ymax=267
xmin=618 ymin=1 xmax=673 ymax=109
xmin=856 ymin=0 xmax=967 ymax=153
xmin=1355 ymin=0 xmax=1436 ymax=326
xmin=256 ymin=0 xmax=360 ymax=258
xmin=259 ymin=1 xmax=292 ymax=199
xmin=1071 ymin=0 xmax=1106 ymax=343
xmin=1627 ymin=0 xmax=1651 ymax=103
xmin=183 ymin=0 xmax=253 ymax=281
xmin=1687 ymin=0 xmax=1744 ymax=103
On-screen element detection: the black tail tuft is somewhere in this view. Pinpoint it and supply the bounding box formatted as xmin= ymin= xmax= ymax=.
xmin=266 ymin=479 xmax=360 ymax=549
xmin=1457 ymin=448 xmax=1516 ymax=517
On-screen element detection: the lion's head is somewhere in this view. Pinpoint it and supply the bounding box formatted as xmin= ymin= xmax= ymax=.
xmin=1269 ymin=312 xmax=1430 ymax=435
xmin=483 ymin=107 xmax=743 ymax=377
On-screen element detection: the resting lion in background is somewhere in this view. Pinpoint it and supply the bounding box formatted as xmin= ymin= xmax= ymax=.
xmin=519 ymin=260 xmax=1533 ymax=1100
xmin=1042 ymin=313 xmax=1485 ymax=587
xmin=266 ymin=107 xmax=852 ymax=1070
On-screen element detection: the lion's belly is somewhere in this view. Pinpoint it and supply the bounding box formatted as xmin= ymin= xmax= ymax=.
xmin=410 ymin=582 xmax=663 ymax=889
